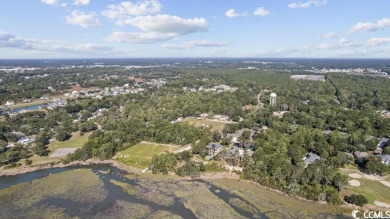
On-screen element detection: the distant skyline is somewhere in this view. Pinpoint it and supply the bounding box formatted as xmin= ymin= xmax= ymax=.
xmin=1 ymin=0 xmax=390 ymax=59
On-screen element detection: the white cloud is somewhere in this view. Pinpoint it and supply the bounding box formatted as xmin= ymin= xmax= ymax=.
xmin=225 ymin=9 xmax=238 ymax=18
xmin=322 ymin=32 xmax=337 ymax=39
xmin=349 ymin=18 xmax=390 ymax=34
xmin=225 ymin=9 xmax=246 ymax=18
xmin=117 ymin=14 xmax=207 ymax=34
xmin=253 ymin=7 xmax=270 ymax=17
xmin=161 ymin=40 xmax=232 ymax=50
xmin=65 ymin=10 xmax=101 ymax=28
xmin=102 ymin=0 xmax=161 ymax=19
xmin=73 ymin=0 xmax=90 ymax=6
xmin=367 ymin=37 xmax=390 ymax=46
xmin=61 ymin=2 xmax=67 ymax=7
xmin=0 ymin=30 xmax=123 ymax=56
xmin=110 ymin=14 xmax=208 ymax=43
xmin=41 ymin=0 xmax=57 ymax=5
xmin=107 ymin=31 xmax=176 ymax=43
xmin=338 ymin=38 xmax=350 ymax=44
xmin=288 ymin=0 xmax=327 ymax=9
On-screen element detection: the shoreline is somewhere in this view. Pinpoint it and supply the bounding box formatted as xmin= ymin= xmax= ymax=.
xmin=0 ymin=159 xmax=387 ymax=213
xmin=0 ymin=159 xmax=142 ymax=177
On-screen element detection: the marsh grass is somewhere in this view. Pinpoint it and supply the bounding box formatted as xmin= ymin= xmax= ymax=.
xmin=210 ymin=178 xmax=352 ymax=218
xmin=109 ymin=179 xmax=139 ymax=195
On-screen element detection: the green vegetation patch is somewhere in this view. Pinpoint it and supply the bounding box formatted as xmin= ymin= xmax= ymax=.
xmin=95 ymin=200 xmax=152 ymax=219
xmin=114 ymin=142 xmax=180 ymax=169
xmin=229 ymin=198 xmax=258 ymax=214
xmin=182 ymin=117 xmax=236 ymax=132
xmin=109 ymin=179 xmax=139 ymax=195
xmin=205 ymin=161 xmax=226 ymax=173
xmin=210 ymin=178 xmax=352 ymax=218
xmin=0 ymin=169 xmax=106 ymax=214
xmin=147 ymin=210 xmax=183 ymax=219
xmin=50 ymin=132 xmax=91 ymax=151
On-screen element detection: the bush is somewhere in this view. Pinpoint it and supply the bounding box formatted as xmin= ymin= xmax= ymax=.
xmin=176 ymin=161 xmax=201 ymax=178
xmin=25 ymin=159 xmax=32 ymax=166
xmin=344 ymin=194 xmax=368 ymax=206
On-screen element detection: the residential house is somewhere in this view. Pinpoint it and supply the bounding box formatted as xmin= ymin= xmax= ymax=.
xmin=376 ymin=154 xmax=390 ymax=166
xmin=378 ymin=138 xmax=389 ymax=149
xmin=353 ymin=151 xmax=369 ymax=160
xmin=5 ymin=101 xmax=15 ymax=106
xmin=206 ymin=143 xmax=223 ymax=156
xmin=303 ymin=152 xmax=321 ymax=168
xmin=17 ymin=137 xmax=36 ymax=145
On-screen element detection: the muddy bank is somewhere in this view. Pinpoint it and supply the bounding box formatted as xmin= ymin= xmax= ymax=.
xmin=0 ymin=159 xmax=142 ymax=177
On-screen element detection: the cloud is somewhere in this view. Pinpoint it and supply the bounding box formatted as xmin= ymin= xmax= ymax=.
xmin=288 ymin=0 xmax=327 ymax=9
xmin=322 ymin=32 xmax=337 ymax=39
xmin=367 ymin=37 xmax=390 ymax=46
xmin=0 ymin=30 xmax=123 ymax=56
xmin=254 ymin=7 xmax=270 ymax=17
xmin=73 ymin=0 xmax=90 ymax=6
xmin=338 ymin=38 xmax=350 ymax=44
xmin=0 ymin=31 xmax=32 ymax=49
xmin=161 ymin=40 xmax=232 ymax=50
xmin=116 ymin=14 xmax=207 ymax=34
xmin=41 ymin=0 xmax=57 ymax=5
xmin=349 ymin=18 xmax=390 ymax=34
xmin=65 ymin=10 xmax=101 ymax=28
xmin=61 ymin=2 xmax=67 ymax=7
xmin=102 ymin=0 xmax=161 ymax=19
xmin=225 ymin=9 xmax=246 ymax=18
xmin=107 ymin=31 xmax=176 ymax=43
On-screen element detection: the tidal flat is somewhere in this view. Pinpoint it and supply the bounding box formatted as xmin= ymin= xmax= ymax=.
xmin=0 ymin=165 xmax=351 ymax=218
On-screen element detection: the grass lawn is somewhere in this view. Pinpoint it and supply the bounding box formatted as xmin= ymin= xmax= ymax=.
xmin=7 ymin=99 xmax=52 ymax=109
xmin=205 ymin=161 xmax=227 ymax=173
xmin=182 ymin=117 xmax=237 ymax=132
xmin=340 ymin=166 xmax=390 ymax=205
xmin=49 ymin=132 xmax=91 ymax=152
xmin=114 ymin=142 xmax=181 ymax=169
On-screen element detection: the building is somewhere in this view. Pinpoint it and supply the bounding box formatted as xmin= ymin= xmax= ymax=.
xmin=378 ymin=138 xmax=389 ymax=149
xmin=303 ymin=152 xmax=320 ymax=168
xmin=270 ymin=93 xmax=277 ymax=107
xmin=5 ymin=101 xmax=15 ymax=106
xmin=376 ymin=155 xmax=390 ymax=166
xmin=206 ymin=143 xmax=223 ymax=156
xmin=353 ymin=151 xmax=369 ymax=160
xmin=17 ymin=137 xmax=36 ymax=145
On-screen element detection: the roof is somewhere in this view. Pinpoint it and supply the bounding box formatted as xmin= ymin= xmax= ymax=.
xmin=376 ymin=155 xmax=390 ymax=165
xmin=206 ymin=143 xmax=222 ymax=150
xmin=304 ymin=152 xmax=320 ymax=167
xmin=378 ymin=138 xmax=389 ymax=148
xmin=354 ymin=151 xmax=369 ymax=159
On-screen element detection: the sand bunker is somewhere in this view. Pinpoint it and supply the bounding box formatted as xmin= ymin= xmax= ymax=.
xmin=374 ymin=200 xmax=390 ymax=208
xmin=348 ymin=173 xmax=362 ymax=179
xmin=380 ymin=181 xmax=390 ymax=188
xmin=348 ymin=180 xmax=360 ymax=187
xmin=50 ymin=148 xmax=78 ymax=158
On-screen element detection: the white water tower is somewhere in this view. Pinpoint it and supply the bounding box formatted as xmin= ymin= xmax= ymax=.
xmin=270 ymin=93 xmax=277 ymax=107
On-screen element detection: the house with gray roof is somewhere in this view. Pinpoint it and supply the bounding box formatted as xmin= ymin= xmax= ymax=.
xmin=206 ymin=143 xmax=223 ymax=156
xmin=303 ymin=152 xmax=320 ymax=168
xmin=376 ymin=154 xmax=390 ymax=166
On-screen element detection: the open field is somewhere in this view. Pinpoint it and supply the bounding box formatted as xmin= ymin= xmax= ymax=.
xmin=210 ymin=178 xmax=352 ymax=218
xmin=340 ymin=166 xmax=390 ymax=206
xmin=7 ymin=99 xmax=53 ymax=109
xmin=49 ymin=132 xmax=91 ymax=151
xmin=65 ymin=85 xmax=99 ymax=92
xmin=182 ymin=117 xmax=237 ymax=132
xmin=113 ymin=142 xmax=181 ymax=169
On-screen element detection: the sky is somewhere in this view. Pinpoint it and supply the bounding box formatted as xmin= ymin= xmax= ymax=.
xmin=1 ymin=0 xmax=390 ymax=59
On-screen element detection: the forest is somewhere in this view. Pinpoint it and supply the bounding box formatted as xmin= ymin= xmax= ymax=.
xmin=0 ymin=64 xmax=389 ymax=205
